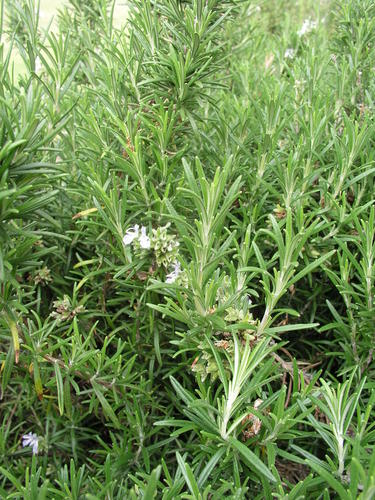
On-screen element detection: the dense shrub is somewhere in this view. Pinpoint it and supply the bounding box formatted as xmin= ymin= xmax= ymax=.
xmin=1 ymin=0 xmax=375 ymax=497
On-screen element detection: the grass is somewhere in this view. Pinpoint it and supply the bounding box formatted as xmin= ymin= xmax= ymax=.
xmin=2 ymin=0 xmax=128 ymax=75
xmin=35 ymin=0 xmax=129 ymax=27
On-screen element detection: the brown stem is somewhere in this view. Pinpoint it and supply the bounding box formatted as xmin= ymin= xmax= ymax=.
xmin=43 ymin=354 xmax=119 ymax=393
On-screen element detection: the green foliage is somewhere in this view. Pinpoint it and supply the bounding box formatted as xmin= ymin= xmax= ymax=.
xmin=1 ymin=0 xmax=375 ymax=497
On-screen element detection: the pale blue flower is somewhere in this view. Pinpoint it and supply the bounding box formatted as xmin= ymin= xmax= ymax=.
xmin=22 ymin=432 xmax=39 ymax=455
xmin=166 ymin=261 xmax=181 ymax=283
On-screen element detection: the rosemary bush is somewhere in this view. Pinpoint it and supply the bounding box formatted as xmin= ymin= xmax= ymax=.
xmin=1 ymin=0 xmax=375 ymax=498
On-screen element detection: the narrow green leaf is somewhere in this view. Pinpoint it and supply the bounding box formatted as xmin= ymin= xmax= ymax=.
xmin=143 ymin=465 xmax=161 ymax=500
xmin=307 ymin=461 xmax=350 ymax=499
xmin=229 ymin=437 xmax=276 ymax=483
xmin=54 ymin=362 xmax=64 ymax=416
xmin=176 ymin=452 xmax=201 ymax=499
xmin=288 ymin=250 xmax=336 ymax=287
xmin=197 ymin=448 xmax=226 ymax=488
xmin=91 ymin=381 xmax=120 ymax=428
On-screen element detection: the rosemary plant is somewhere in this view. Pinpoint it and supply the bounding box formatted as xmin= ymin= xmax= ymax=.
xmin=0 ymin=0 xmax=375 ymax=497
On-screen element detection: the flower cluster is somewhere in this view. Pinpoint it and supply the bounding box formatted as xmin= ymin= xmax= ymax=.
xmin=192 ymin=342 xmax=231 ymax=382
xmin=123 ymin=223 xmax=184 ymax=284
xmin=50 ymin=295 xmax=86 ymax=322
xmin=123 ymin=224 xmax=150 ymax=250
xmin=216 ymin=276 xmax=257 ymax=327
xmin=151 ymin=224 xmax=180 ymax=267
xmin=191 ymin=275 xmax=258 ymax=382
xmin=224 ymin=305 xmax=256 ymax=325
xmin=284 ymin=48 xmax=296 ymax=60
xmin=297 ymin=19 xmax=317 ymax=37
xmin=33 ymin=266 xmax=53 ymax=286
xmin=191 ymin=277 xmax=259 ymax=382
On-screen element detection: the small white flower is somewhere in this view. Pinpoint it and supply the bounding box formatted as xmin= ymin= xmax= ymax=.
xmin=284 ymin=48 xmax=296 ymax=59
xmin=294 ymin=79 xmax=306 ymax=90
xmin=22 ymin=432 xmax=39 ymax=455
xmin=139 ymin=226 xmax=151 ymax=249
xmin=167 ymin=241 xmax=179 ymax=252
xmin=123 ymin=225 xmax=139 ymax=246
xmin=166 ymin=261 xmax=181 ymax=284
xmin=297 ymin=19 xmax=317 ymax=37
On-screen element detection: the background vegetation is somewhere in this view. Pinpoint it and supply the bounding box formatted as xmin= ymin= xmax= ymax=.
xmin=1 ymin=0 xmax=375 ymax=498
